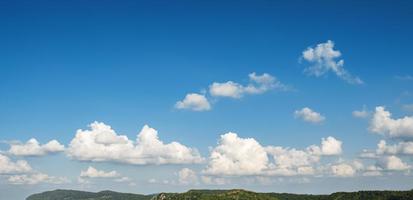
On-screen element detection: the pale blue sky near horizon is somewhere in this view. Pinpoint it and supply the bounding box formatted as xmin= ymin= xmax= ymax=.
xmin=1 ymin=0 xmax=413 ymax=199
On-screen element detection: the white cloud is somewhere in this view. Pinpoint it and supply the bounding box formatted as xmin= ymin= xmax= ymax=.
xmin=0 ymin=154 xmax=32 ymax=174
xmin=312 ymin=136 xmax=343 ymax=156
xmin=294 ymin=107 xmax=325 ymax=124
xmin=376 ymin=140 xmax=413 ymax=155
xmin=301 ymin=40 xmax=363 ymax=84
xmin=369 ymin=106 xmax=413 ymax=139
xmin=359 ymin=149 xmax=377 ymax=159
xmin=377 ymin=155 xmax=410 ymax=171
xmin=203 ymin=132 xmax=269 ymax=176
xmin=114 ymin=176 xmax=131 ymax=182
xmin=8 ymin=138 xmax=64 ymax=156
xmin=265 ymin=146 xmax=319 ymax=176
xmin=175 ymin=93 xmax=211 ymax=111
xmin=265 ymin=137 xmax=342 ymax=176
xmin=204 ymin=132 xmax=342 ymax=177
xmin=362 ymin=165 xmax=382 ymax=177
xmin=80 ymin=166 xmax=120 ymax=178
xmin=209 ymin=72 xmax=288 ymax=99
xmin=352 ymin=106 xmax=369 ymax=118
xmin=7 ymin=173 xmax=69 ymax=185
xmin=330 ymin=163 xmax=356 ymax=177
xmin=66 ymin=122 xmax=203 ymax=165
xmin=177 ymin=168 xmax=198 ymax=185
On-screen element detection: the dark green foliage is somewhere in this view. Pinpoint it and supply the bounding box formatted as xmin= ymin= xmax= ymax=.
xmin=152 ymin=189 xmax=413 ymax=200
xmin=26 ymin=189 xmax=413 ymax=200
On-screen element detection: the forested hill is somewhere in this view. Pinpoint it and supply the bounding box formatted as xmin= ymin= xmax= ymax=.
xmin=26 ymin=189 xmax=413 ymax=200
xmin=26 ymin=189 xmax=154 ymax=200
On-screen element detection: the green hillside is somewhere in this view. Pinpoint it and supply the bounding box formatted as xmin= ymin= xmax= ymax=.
xmin=26 ymin=189 xmax=413 ymax=200
xmin=26 ymin=189 xmax=154 ymax=200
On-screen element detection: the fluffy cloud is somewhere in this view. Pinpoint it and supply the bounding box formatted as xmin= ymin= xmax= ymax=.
xmin=301 ymin=40 xmax=363 ymax=84
xmin=80 ymin=166 xmax=120 ymax=178
xmin=0 ymin=154 xmax=32 ymax=174
xmin=307 ymin=136 xmax=343 ymax=156
xmin=204 ymin=132 xmax=342 ymax=176
xmin=175 ymin=93 xmax=211 ymax=111
xmin=203 ymin=132 xmax=269 ymax=176
xmin=7 ymin=173 xmax=69 ymax=185
xmin=330 ymin=163 xmax=356 ymax=177
xmin=376 ymin=140 xmax=413 ymax=155
xmin=369 ymin=106 xmax=413 ymax=139
xmin=377 ymin=155 xmax=410 ymax=171
xmin=8 ymin=138 xmax=65 ymax=156
xmin=67 ymin=122 xmax=203 ymax=165
xmin=209 ymin=72 xmax=288 ymax=99
xmin=294 ymin=107 xmax=325 ymax=124
xmin=177 ymin=168 xmax=198 ymax=185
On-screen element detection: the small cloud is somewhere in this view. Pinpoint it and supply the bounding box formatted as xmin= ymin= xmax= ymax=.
xmin=177 ymin=168 xmax=199 ymax=185
xmin=0 ymin=154 xmax=32 ymax=174
xmin=175 ymin=93 xmax=211 ymax=111
xmin=8 ymin=138 xmax=65 ymax=156
xmin=301 ymin=40 xmax=363 ymax=84
xmin=294 ymin=107 xmax=325 ymax=124
xmin=209 ymin=72 xmax=290 ymax=99
xmin=8 ymin=173 xmax=69 ymax=185
xmin=80 ymin=166 xmax=120 ymax=178
xmin=395 ymin=75 xmax=413 ymax=81
xmin=352 ymin=106 xmax=369 ymax=118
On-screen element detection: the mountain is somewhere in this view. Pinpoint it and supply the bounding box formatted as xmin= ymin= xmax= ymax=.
xmin=26 ymin=189 xmax=154 ymax=200
xmin=26 ymin=189 xmax=413 ymax=200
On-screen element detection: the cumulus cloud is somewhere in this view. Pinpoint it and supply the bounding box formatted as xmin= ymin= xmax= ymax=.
xmin=301 ymin=40 xmax=363 ymax=84
xmin=330 ymin=163 xmax=356 ymax=177
xmin=8 ymin=138 xmax=64 ymax=156
xmin=80 ymin=166 xmax=120 ymax=178
xmin=0 ymin=154 xmax=32 ymax=174
xmin=177 ymin=168 xmax=198 ymax=185
xmin=209 ymin=72 xmax=289 ymax=99
xmin=203 ymin=132 xmax=269 ymax=176
xmin=67 ymin=122 xmax=203 ymax=165
xmin=377 ymin=155 xmax=410 ymax=171
xmin=294 ymin=107 xmax=325 ymax=124
xmin=7 ymin=173 xmax=69 ymax=185
xmin=204 ymin=132 xmax=342 ymax=177
xmin=175 ymin=93 xmax=211 ymax=111
xmin=376 ymin=140 xmax=413 ymax=155
xmin=369 ymin=106 xmax=413 ymax=139
xmin=307 ymin=136 xmax=343 ymax=156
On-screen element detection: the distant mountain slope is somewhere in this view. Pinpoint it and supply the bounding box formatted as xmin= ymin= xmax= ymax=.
xmin=26 ymin=189 xmax=413 ymax=200
xmin=26 ymin=189 xmax=154 ymax=200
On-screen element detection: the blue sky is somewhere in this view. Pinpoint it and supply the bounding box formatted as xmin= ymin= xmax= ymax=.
xmin=1 ymin=0 xmax=413 ymax=199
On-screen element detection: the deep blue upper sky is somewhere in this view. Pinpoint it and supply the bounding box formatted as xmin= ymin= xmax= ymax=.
xmin=0 ymin=1 xmax=413 ymax=199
